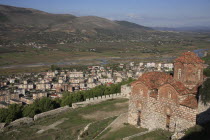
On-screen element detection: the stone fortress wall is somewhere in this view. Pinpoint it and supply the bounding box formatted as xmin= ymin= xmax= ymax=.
xmin=0 ymin=85 xmax=131 ymax=131
xmin=72 ymin=93 xmax=125 ymax=108
xmin=34 ymin=106 xmax=71 ymax=121
xmin=72 ymin=84 xmax=131 ymax=108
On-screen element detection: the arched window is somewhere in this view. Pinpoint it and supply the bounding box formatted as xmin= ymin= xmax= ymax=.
xmin=178 ymin=69 xmax=182 ymax=80
xmin=168 ymin=91 xmax=172 ymax=99
xmin=198 ymin=69 xmax=201 ymax=80
xmin=140 ymin=89 xmax=144 ymax=95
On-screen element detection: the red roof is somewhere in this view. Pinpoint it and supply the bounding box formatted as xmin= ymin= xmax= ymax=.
xmin=137 ymin=72 xmax=173 ymax=89
xmin=174 ymin=52 xmax=204 ymax=64
xmin=180 ymin=95 xmax=198 ymax=109
xmin=133 ymin=71 xmax=197 ymax=95
xmin=131 ymin=69 xmax=200 ymax=109
xmin=50 ymin=94 xmax=58 ymax=97
xmin=169 ymin=80 xmax=189 ymax=95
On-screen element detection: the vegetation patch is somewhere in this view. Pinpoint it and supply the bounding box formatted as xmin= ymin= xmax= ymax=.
xmin=181 ymin=121 xmax=210 ymax=140
xmin=0 ymin=98 xmax=128 ymax=140
xmin=203 ymin=68 xmax=210 ymax=77
xmin=0 ymin=78 xmax=132 ymax=124
xmin=131 ymin=129 xmax=172 ymax=140
xmin=80 ymin=116 xmax=116 ymax=140
xmin=98 ymin=124 xmax=146 ymax=140
xmin=199 ymin=78 xmax=210 ymax=104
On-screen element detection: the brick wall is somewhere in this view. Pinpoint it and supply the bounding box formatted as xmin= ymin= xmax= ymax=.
xmin=128 ymin=88 xmax=197 ymax=132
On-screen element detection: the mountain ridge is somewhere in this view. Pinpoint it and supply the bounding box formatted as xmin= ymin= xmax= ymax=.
xmin=0 ymin=4 xmax=155 ymax=44
xmin=0 ymin=4 xmax=152 ymax=32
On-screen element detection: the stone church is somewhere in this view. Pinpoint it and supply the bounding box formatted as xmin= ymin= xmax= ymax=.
xmin=128 ymin=51 xmax=208 ymax=132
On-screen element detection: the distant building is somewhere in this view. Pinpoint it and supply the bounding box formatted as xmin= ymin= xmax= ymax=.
xmin=0 ymin=101 xmax=9 ymax=108
xmin=33 ymin=92 xmax=48 ymax=100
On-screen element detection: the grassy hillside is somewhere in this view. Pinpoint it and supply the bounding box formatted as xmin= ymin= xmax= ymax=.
xmin=0 ymin=98 xmax=173 ymax=140
xmin=115 ymin=20 xmax=153 ymax=31
xmin=1 ymin=98 xmax=209 ymax=140
xmin=0 ymin=4 xmax=155 ymax=45
xmin=0 ymin=99 xmax=129 ymax=140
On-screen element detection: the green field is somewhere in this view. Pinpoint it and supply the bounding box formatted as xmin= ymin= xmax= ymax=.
xmin=0 ymin=36 xmax=209 ymax=75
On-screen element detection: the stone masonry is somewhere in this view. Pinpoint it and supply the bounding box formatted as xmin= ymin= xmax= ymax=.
xmin=128 ymin=52 xmax=208 ymax=132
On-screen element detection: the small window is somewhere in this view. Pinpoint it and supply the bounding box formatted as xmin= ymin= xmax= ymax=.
xmin=140 ymin=89 xmax=143 ymax=95
xmin=198 ymin=69 xmax=201 ymax=80
xmin=168 ymin=91 xmax=172 ymax=99
xmin=178 ymin=69 xmax=182 ymax=80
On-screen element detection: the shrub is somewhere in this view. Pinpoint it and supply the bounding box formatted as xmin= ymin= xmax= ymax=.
xmin=199 ymin=78 xmax=210 ymax=104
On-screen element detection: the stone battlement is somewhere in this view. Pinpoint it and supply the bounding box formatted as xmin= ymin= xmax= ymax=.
xmin=72 ymin=93 xmax=127 ymax=108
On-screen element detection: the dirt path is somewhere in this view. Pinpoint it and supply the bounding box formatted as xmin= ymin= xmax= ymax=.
xmin=99 ymin=113 xmax=128 ymax=139
xmin=36 ymin=118 xmax=69 ymax=134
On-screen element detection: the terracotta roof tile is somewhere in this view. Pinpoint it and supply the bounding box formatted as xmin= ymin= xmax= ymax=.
xmin=137 ymin=72 xmax=173 ymax=89
xmin=134 ymin=72 xmax=196 ymax=95
xmin=169 ymin=80 xmax=189 ymax=95
xmin=174 ymin=52 xmax=204 ymax=64
xmin=180 ymin=95 xmax=198 ymax=109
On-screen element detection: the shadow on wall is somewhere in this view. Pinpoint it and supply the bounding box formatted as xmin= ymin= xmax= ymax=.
xmin=181 ymin=108 xmax=210 ymax=140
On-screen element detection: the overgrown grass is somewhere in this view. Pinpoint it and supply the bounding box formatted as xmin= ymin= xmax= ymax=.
xmin=131 ymin=129 xmax=172 ymax=140
xmin=0 ymin=38 xmax=209 ymax=74
xmin=181 ymin=121 xmax=210 ymax=140
xmin=81 ymin=116 xmax=117 ymax=140
xmin=98 ymin=124 xmax=147 ymax=140
xmin=0 ymin=98 xmax=128 ymax=140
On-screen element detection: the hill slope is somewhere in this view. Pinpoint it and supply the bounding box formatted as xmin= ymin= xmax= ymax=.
xmin=0 ymin=4 xmax=154 ymax=44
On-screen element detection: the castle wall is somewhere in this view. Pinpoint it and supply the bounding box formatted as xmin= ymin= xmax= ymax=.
xmin=72 ymin=93 xmax=125 ymax=108
xmin=34 ymin=106 xmax=71 ymax=121
xmin=121 ymin=85 xmax=131 ymax=98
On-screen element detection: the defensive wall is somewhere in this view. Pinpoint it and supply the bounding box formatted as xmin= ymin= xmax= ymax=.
xmin=0 ymin=85 xmax=131 ymax=131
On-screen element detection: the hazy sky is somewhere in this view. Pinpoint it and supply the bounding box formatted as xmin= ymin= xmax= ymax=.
xmin=0 ymin=0 xmax=210 ymax=27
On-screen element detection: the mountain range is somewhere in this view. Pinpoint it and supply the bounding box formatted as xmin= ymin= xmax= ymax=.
xmin=0 ymin=4 xmax=156 ymax=44
xmin=153 ymin=26 xmax=210 ymax=32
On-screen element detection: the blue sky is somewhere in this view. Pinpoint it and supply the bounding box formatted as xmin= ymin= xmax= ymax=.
xmin=0 ymin=0 xmax=210 ymax=27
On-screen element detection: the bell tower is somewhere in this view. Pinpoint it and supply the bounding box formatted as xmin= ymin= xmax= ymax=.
xmin=174 ymin=52 xmax=205 ymax=89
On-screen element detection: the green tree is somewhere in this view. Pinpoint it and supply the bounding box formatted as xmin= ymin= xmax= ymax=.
xmin=23 ymin=104 xmax=40 ymax=118
xmin=0 ymin=108 xmax=8 ymax=123
xmin=204 ymin=68 xmax=210 ymax=77
xmin=199 ymin=78 xmax=210 ymax=104
xmin=5 ymin=104 xmax=23 ymax=123
xmin=23 ymin=97 xmax=60 ymax=117
xmin=60 ymin=78 xmax=134 ymax=107
xmin=36 ymin=97 xmax=55 ymax=112
xmin=50 ymin=65 xmax=61 ymax=71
